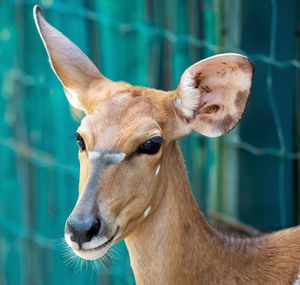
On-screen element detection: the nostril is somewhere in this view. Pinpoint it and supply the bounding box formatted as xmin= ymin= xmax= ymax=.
xmin=67 ymin=217 xmax=101 ymax=247
xmin=87 ymin=219 xmax=101 ymax=239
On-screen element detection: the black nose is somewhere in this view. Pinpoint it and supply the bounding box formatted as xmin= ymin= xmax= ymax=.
xmin=67 ymin=217 xmax=101 ymax=248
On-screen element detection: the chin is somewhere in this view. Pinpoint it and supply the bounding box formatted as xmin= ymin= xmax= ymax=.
xmin=65 ymin=227 xmax=120 ymax=260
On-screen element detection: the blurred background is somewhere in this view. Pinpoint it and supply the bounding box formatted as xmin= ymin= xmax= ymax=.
xmin=0 ymin=0 xmax=299 ymax=284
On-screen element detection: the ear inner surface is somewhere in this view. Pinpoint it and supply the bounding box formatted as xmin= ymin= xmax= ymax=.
xmin=33 ymin=5 xmax=108 ymax=111
xmin=177 ymin=53 xmax=254 ymax=137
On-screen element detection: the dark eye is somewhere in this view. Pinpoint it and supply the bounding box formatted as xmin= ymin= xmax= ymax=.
xmin=76 ymin=134 xmax=86 ymax=151
xmin=137 ymin=136 xmax=164 ymax=155
xmin=71 ymin=132 xmax=86 ymax=151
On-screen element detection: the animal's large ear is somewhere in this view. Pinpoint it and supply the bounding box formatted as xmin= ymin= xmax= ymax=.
xmin=175 ymin=53 xmax=254 ymax=137
xmin=33 ymin=6 xmax=109 ymax=112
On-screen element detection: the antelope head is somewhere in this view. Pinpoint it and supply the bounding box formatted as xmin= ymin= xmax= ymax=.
xmin=34 ymin=6 xmax=253 ymax=260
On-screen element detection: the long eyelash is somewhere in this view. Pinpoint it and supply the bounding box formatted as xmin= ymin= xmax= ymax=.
xmin=70 ymin=132 xmax=79 ymax=139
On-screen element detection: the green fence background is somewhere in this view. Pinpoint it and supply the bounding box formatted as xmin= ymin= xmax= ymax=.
xmin=0 ymin=0 xmax=299 ymax=284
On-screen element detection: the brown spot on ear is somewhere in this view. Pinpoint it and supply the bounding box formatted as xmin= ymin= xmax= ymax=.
xmin=229 ymin=65 xmax=238 ymax=73
xmin=216 ymin=68 xmax=227 ymax=77
xmin=200 ymin=85 xmax=212 ymax=93
xmin=194 ymin=72 xmax=203 ymax=89
xmin=237 ymin=58 xmax=254 ymax=73
xmin=235 ymin=90 xmax=249 ymax=108
xmin=217 ymin=65 xmax=237 ymax=77
xmin=215 ymin=114 xmax=235 ymax=134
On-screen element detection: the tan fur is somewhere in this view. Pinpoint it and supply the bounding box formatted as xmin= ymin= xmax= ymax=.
xmin=71 ymin=85 xmax=300 ymax=285
xmin=125 ymin=144 xmax=300 ymax=285
xmin=33 ymin=6 xmax=300 ymax=285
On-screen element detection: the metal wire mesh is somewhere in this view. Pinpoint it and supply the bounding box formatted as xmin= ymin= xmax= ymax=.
xmin=0 ymin=0 xmax=299 ymax=284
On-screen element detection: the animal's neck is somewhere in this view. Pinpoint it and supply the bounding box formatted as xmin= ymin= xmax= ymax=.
xmin=124 ymin=143 xmax=300 ymax=285
xmin=125 ymin=142 xmax=231 ymax=284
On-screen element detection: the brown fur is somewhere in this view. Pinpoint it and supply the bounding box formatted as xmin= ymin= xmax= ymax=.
xmin=76 ymin=88 xmax=300 ymax=284
xmin=235 ymin=90 xmax=249 ymax=108
xmin=194 ymin=72 xmax=203 ymax=89
xmin=237 ymin=58 xmax=254 ymax=74
xmin=215 ymin=114 xmax=235 ymax=134
xmin=200 ymin=84 xmax=212 ymax=93
xmin=126 ymin=143 xmax=300 ymax=285
xmin=33 ymin=7 xmax=300 ymax=284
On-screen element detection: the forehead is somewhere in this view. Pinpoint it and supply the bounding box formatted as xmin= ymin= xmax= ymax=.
xmin=78 ymin=91 xmax=161 ymax=150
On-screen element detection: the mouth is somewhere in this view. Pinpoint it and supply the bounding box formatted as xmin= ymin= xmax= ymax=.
xmin=72 ymin=226 xmax=120 ymax=260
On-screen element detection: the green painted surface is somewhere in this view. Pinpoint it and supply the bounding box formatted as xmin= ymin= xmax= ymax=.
xmin=0 ymin=0 xmax=299 ymax=284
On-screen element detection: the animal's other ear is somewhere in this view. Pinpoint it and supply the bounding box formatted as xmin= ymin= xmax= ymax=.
xmin=33 ymin=5 xmax=109 ymax=112
xmin=175 ymin=53 xmax=254 ymax=137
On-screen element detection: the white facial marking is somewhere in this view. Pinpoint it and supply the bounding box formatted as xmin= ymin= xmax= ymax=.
xmin=294 ymin=267 xmax=300 ymax=285
xmin=88 ymin=151 xmax=101 ymax=161
xmin=155 ymin=164 xmax=160 ymax=176
xmin=88 ymin=151 xmax=126 ymax=163
xmin=144 ymin=206 xmax=151 ymax=217
xmin=103 ymin=152 xmax=126 ymax=163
